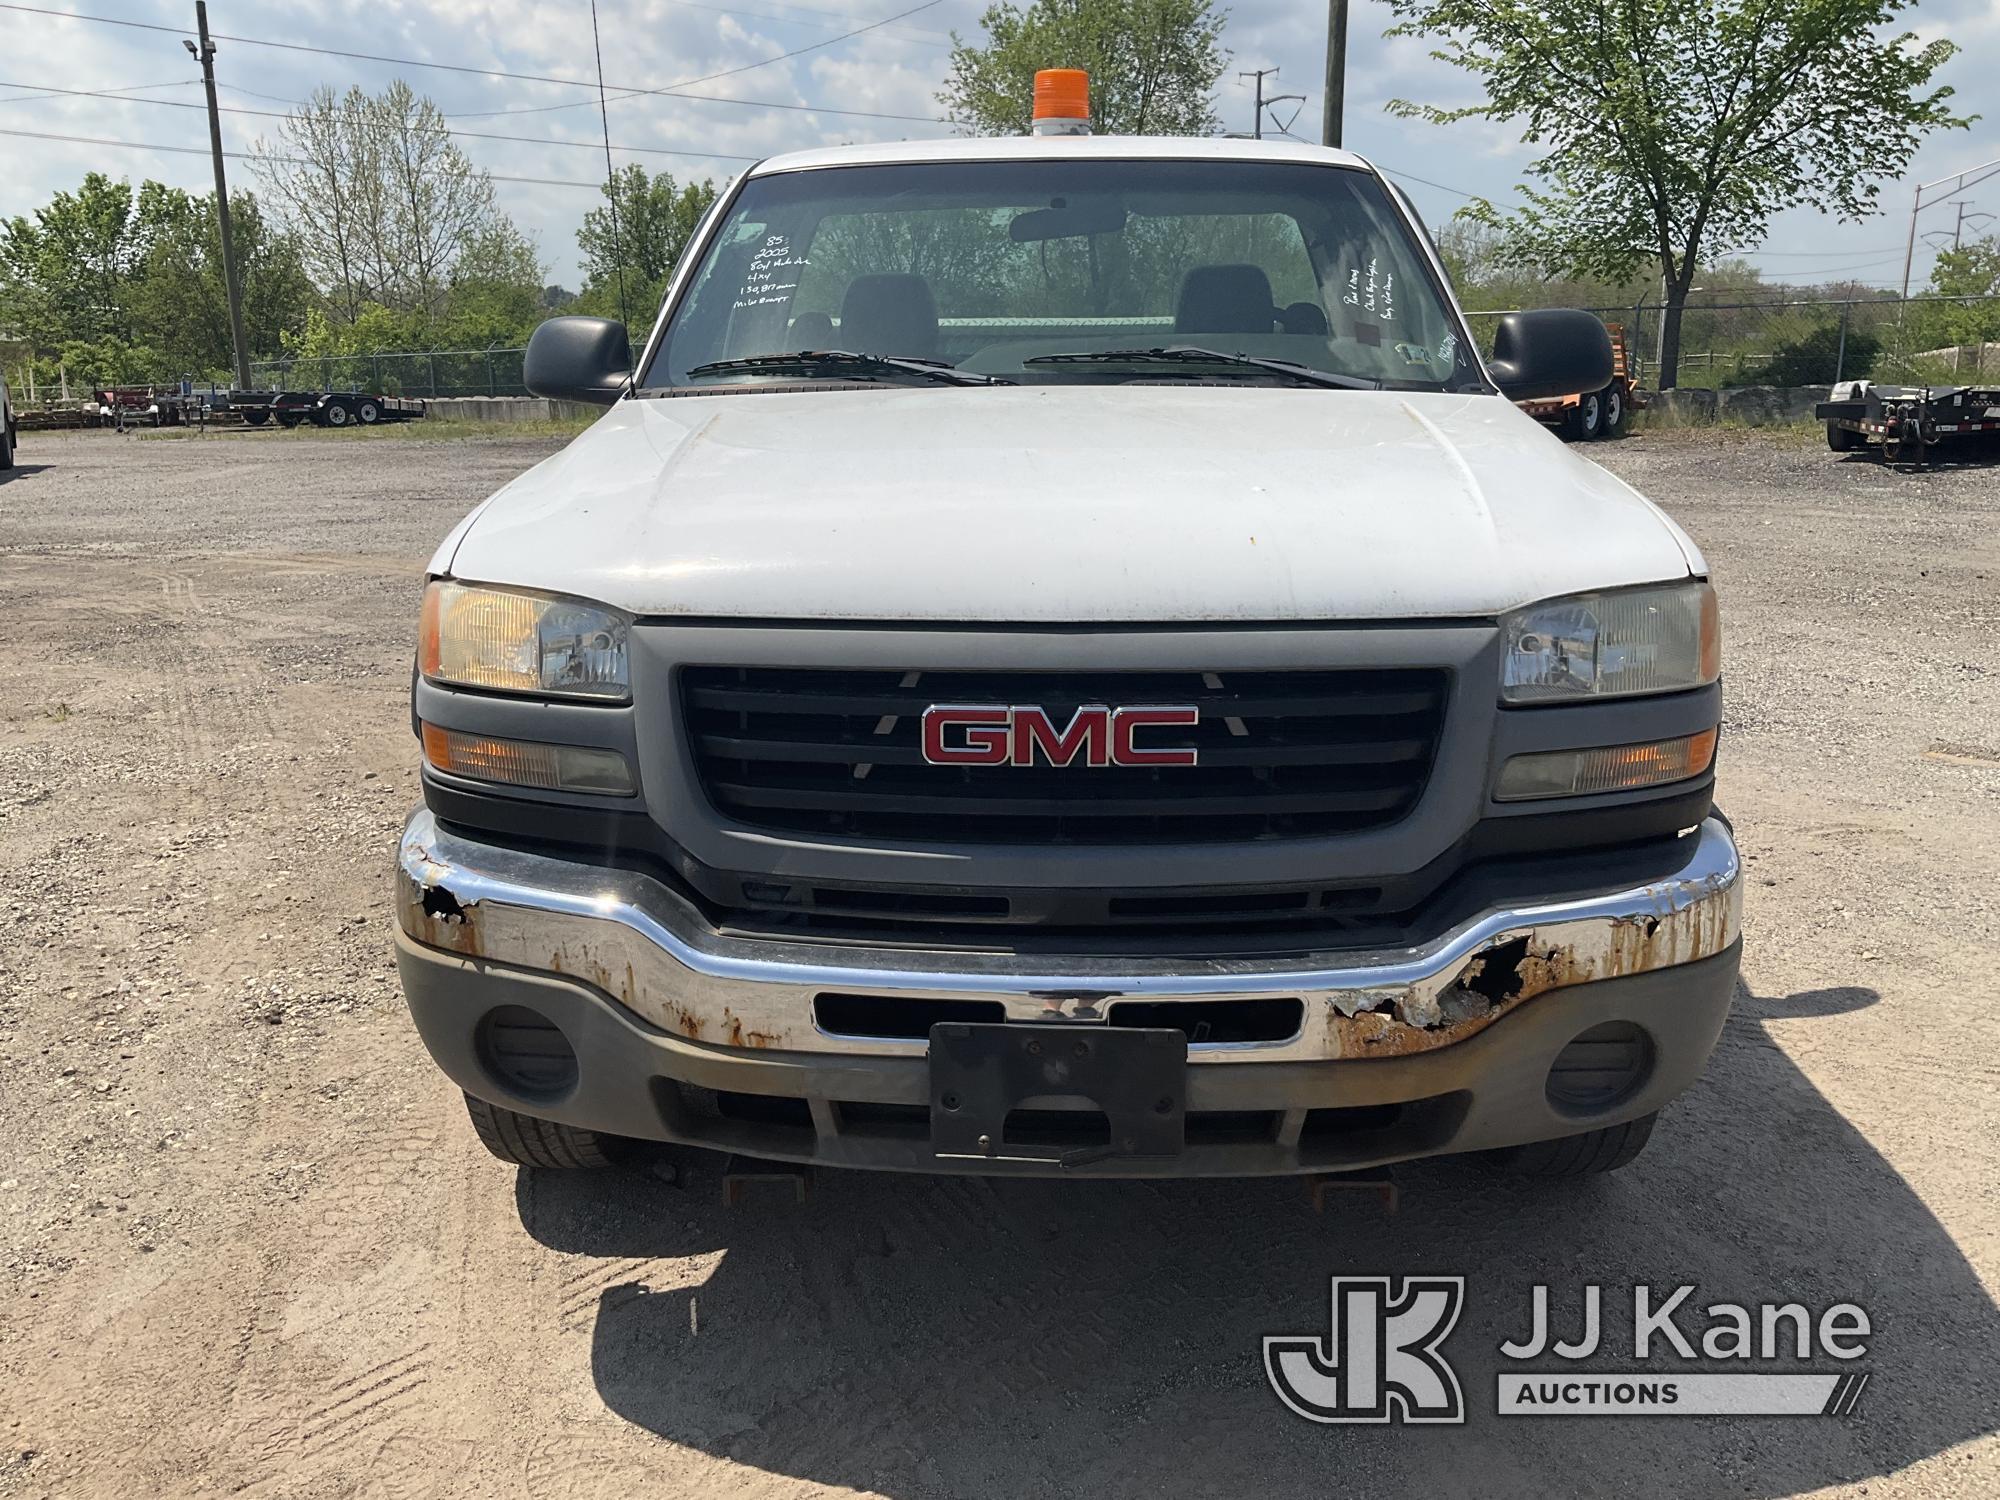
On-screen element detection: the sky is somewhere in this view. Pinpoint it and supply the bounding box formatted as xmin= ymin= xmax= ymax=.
xmin=1 ymin=0 xmax=1997 ymax=299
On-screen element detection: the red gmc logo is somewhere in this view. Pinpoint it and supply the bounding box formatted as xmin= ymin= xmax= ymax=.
xmin=920 ymin=704 xmax=1200 ymax=767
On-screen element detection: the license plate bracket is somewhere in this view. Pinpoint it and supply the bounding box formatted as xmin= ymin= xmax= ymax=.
xmin=928 ymin=1022 xmax=1187 ymax=1164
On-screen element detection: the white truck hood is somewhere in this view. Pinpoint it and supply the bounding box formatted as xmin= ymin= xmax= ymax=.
xmin=437 ymin=387 xmax=1704 ymax=621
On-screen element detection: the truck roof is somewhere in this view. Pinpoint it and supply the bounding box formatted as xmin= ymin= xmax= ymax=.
xmin=747 ymin=134 xmax=1375 ymax=178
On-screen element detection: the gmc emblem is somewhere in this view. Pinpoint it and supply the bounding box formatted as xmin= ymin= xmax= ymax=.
xmin=920 ymin=704 xmax=1200 ymax=768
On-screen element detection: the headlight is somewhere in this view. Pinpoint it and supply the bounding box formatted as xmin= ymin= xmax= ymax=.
xmin=419 ymin=581 xmax=629 ymax=701
xmin=1500 ymin=581 xmax=1719 ymax=703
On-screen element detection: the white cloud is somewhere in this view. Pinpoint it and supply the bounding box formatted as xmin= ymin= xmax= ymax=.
xmin=0 ymin=0 xmax=1988 ymax=292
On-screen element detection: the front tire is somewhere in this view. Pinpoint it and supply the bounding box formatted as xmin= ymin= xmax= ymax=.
xmin=1826 ymin=420 xmax=1860 ymax=452
xmin=0 ymin=422 xmax=13 ymax=468
xmin=1480 ymin=1112 xmax=1657 ymax=1177
xmin=323 ymin=400 xmax=351 ymax=427
xmin=462 ymin=1092 xmax=624 ymax=1169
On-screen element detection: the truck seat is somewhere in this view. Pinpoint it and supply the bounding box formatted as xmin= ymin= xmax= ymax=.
xmin=838 ymin=275 xmax=939 ymax=359
xmin=1175 ymin=264 xmax=1279 ymax=335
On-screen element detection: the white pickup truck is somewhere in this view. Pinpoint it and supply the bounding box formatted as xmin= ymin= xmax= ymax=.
xmin=395 ymin=92 xmax=1739 ymax=1182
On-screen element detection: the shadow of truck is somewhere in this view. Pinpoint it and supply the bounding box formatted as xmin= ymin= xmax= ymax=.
xmin=512 ymin=982 xmax=1998 ymax=1498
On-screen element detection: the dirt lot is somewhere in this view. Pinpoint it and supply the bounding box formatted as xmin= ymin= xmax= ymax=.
xmin=1 ymin=423 xmax=1996 ymax=1498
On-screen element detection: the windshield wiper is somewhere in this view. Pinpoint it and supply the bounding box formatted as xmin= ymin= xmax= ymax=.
xmin=684 ymin=350 xmax=1013 ymax=387
xmin=1024 ymin=346 xmax=1379 ymax=390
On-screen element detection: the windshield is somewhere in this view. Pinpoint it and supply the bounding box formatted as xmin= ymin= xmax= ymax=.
xmin=644 ymin=158 xmax=1483 ymax=393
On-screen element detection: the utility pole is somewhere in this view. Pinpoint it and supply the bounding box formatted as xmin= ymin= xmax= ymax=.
xmin=186 ymin=2 xmax=251 ymax=391
xmin=1901 ymin=154 xmax=2000 ymax=300
xmin=1241 ymin=67 xmax=1275 ymax=140
xmin=1239 ymin=67 xmax=1305 ymax=141
xmin=1323 ymin=0 xmax=1349 ymax=148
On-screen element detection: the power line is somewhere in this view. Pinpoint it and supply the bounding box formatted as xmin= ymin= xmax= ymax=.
xmin=0 ymin=78 xmax=762 ymax=163
xmin=654 ymin=0 xmax=943 ymax=92
xmin=0 ymin=74 xmax=193 ymax=106
xmin=1744 ymin=247 xmax=1896 ymax=258
xmin=1369 ymin=160 xmax=1480 ymax=199
xmin=450 ymin=0 xmax=953 ymax=120
xmin=0 ymin=124 xmax=613 ymax=189
xmin=661 ymin=0 xmax=954 ymax=46
xmin=591 ymin=0 xmax=629 ymax=330
xmin=0 ymin=2 xmax=945 ymax=123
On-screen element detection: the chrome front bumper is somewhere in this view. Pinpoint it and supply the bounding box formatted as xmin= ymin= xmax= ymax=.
xmin=394 ymin=810 xmax=1742 ymax=1064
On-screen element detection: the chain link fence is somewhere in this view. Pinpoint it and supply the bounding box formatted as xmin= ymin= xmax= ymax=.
xmin=1465 ymin=294 xmax=2000 ymax=390
xmin=234 ymin=295 xmax=2000 ymax=399
xmin=244 ymin=347 xmax=529 ymax=397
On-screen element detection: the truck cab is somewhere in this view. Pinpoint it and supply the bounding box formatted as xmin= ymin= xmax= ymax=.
xmin=395 ymin=91 xmax=1739 ymax=1182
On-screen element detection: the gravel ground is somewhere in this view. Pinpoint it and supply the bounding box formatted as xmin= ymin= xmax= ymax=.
xmin=0 ymin=422 xmax=1995 ymax=1499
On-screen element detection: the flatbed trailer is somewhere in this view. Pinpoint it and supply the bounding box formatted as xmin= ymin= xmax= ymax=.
xmin=86 ymin=387 xmax=201 ymax=428
xmin=220 ymin=390 xmax=427 ymax=430
xmin=1816 ymin=382 xmax=2000 ymax=464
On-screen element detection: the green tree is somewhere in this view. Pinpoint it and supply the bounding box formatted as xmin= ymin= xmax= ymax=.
xmin=1 ymin=173 xmax=142 ymax=354
xmin=1386 ymin=0 xmax=1968 ymax=388
xmin=1 ymin=172 xmax=310 ymax=384
xmin=253 ymin=81 xmax=524 ymax=324
xmin=126 ymin=184 xmax=312 ymax=374
xmin=1929 ymin=236 xmax=2000 ymax=299
xmin=939 ymin=0 xmax=1229 ymax=138
xmin=1744 ymin=322 xmax=1880 ymax=385
xmin=1908 ymin=233 xmax=2000 ymax=357
xmin=576 ymin=164 xmax=718 ymax=322
xmin=445 ymin=219 xmax=549 ymax=346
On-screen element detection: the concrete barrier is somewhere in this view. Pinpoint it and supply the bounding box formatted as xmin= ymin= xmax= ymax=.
xmin=423 ymin=396 xmax=603 ymax=424
xmin=1639 ymin=384 xmax=1830 ymax=429
xmin=1645 ymin=389 xmax=1718 ymax=427
xmin=1717 ymin=385 xmax=1831 ymax=426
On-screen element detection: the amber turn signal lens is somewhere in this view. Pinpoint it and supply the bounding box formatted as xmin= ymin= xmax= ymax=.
xmin=421 ymin=723 xmax=634 ymax=796
xmin=1496 ymin=728 xmax=1717 ymax=802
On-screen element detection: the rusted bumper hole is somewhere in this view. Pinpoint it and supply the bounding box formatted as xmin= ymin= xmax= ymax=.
xmin=420 ymin=886 xmax=469 ymax=923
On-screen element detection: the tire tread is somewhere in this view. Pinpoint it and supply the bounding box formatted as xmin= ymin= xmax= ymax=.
xmin=1482 ymin=1111 xmax=1657 ymax=1178
xmin=463 ymin=1092 xmax=618 ymax=1169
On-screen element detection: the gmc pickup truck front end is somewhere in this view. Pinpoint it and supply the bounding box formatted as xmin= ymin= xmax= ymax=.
xmin=393 ymin=123 xmax=1741 ymax=1181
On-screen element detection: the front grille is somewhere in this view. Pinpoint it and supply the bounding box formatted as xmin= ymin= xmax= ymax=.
xmin=680 ymin=666 xmax=1449 ymax=844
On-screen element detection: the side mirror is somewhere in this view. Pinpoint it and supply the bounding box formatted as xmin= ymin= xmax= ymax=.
xmin=1487 ymin=309 xmax=1615 ymax=402
xmin=526 ymin=316 xmax=632 ymax=405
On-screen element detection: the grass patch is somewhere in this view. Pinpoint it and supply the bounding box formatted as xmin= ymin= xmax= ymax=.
xmin=1629 ymin=415 xmax=1824 ymax=447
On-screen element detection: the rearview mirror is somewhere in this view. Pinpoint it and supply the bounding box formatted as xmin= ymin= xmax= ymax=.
xmin=525 ymin=316 xmax=632 ymax=405
xmin=1010 ymin=201 xmax=1128 ymax=243
xmin=1486 ymin=309 xmax=1614 ymax=402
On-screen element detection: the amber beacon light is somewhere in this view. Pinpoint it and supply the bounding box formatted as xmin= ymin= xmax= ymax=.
xmin=1031 ymin=69 xmax=1092 ymax=135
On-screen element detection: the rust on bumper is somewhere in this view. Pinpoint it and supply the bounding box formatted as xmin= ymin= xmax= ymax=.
xmin=395 ymin=810 xmax=1742 ymax=1065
